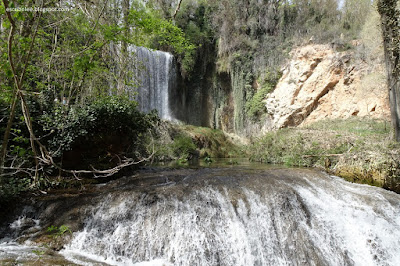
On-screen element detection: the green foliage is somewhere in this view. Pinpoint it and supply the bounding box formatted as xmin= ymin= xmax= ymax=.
xmin=204 ymin=156 xmax=213 ymax=163
xmin=0 ymin=176 xmax=32 ymax=206
xmin=32 ymin=249 xmax=45 ymax=257
xmin=128 ymin=2 xmax=196 ymax=74
xmin=47 ymin=224 xmax=72 ymax=238
xmin=0 ymin=94 xmax=158 ymax=199
xmin=0 ymin=96 xmax=34 ymax=175
xmin=245 ymin=70 xmax=281 ymax=121
xmin=174 ymin=0 xmax=215 ymax=75
xmin=171 ymin=135 xmax=197 ymax=160
xmin=249 ymin=125 xmax=353 ymax=168
xmin=40 ymin=96 xmax=157 ymax=165
xmin=182 ymin=125 xmax=245 ymax=158
xmin=152 ymin=122 xmax=245 ymax=162
xmin=305 ymin=118 xmax=391 ymax=136
xmin=152 ymin=132 xmax=197 ymax=162
xmin=0 ymin=0 xmax=195 ymax=107
xmin=341 ymin=0 xmax=372 ymax=39
xmin=0 ymin=0 xmax=189 ymax=201
xmin=0 ymin=97 xmax=9 ymax=140
xmin=246 ymin=86 xmax=270 ymax=121
xmin=249 ymin=129 xmax=306 ymax=166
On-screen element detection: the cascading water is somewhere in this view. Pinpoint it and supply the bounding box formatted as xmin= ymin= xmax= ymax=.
xmin=1 ymin=166 xmax=400 ymax=265
xmin=130 ymin=46 xmax=175 ymax=121
xmin=57 ymin=167 xmax=400 ymax=266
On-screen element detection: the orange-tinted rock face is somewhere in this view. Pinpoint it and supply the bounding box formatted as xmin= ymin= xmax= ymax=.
xmin=265 ymin=44 xmax=390 ymax=129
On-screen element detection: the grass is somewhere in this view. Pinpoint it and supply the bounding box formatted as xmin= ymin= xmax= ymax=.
xmin=305 ymin=118 xmax=391 ymax=136
xmin=151 ymin=122 xmax=246 ymax=162
xmin=248 ymin=118 xmax=400 ymax=192
xmin=181 ymin=125 xmax=246 ymax=158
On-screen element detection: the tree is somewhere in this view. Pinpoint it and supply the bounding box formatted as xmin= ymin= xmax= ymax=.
xmin=0 ymin=0 xmax=195 ymax=188
xmin=377 ymin=0 xmax=400 ymax=141
xmin=342 ymin=0 xmax=372 ymax=37
xmin=0 ymin=0 xmax=44 ymax=184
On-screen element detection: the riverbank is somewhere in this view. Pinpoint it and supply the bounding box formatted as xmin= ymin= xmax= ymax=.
xmin=248 ymin=118 xmax=400 ymax=192
xmin=1 ymin=117 xmax=399 ymax=212
xmin=149 ymin=118 xmax=400 ymax=193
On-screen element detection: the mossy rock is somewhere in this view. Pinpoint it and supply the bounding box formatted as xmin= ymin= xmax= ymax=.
xmin=334 ymin=166 xmax=385 ymax=187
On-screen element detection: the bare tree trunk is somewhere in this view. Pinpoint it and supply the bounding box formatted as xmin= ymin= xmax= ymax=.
xmin=378 ymin=0 xmax=400 ymax=141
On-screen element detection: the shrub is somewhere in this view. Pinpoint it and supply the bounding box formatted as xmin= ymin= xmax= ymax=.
xmin=171 ymin=135 xmax=197 ymax=160
xmin=0 ymin=176 xmax=32 ymax=208
xmin=47 ymin=225 xmax=72 ymax=238
xmin=246 ymin=85 xmax=271 ymax=121
xmin=40 ymin=96 xmax=158 ymax=169
xmin=246 ymin=70 xmax=281 ymax=121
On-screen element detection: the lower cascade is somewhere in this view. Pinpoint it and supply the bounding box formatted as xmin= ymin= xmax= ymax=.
xmin=131 ymin=46 xmax=175 ymax=121
xmin=1 ymin=167 xmax=400 ymax=265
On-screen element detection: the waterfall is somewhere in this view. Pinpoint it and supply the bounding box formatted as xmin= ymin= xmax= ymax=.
xmin=130 ymin=46 xmax=175 ymax=121
xmin=55 ymin=168 xmax=400 ymax=266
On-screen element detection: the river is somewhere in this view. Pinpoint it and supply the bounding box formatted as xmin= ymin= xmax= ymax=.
xmin=1 ymin=162 xmax=400 ymax=265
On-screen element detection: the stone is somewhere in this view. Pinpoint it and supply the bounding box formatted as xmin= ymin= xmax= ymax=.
xmin=264 ymin=44 xmax=390 ymax=129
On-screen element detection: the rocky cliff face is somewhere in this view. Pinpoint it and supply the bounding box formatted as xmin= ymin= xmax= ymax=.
xmin=265 ymin=44 xmax=390 ymax=129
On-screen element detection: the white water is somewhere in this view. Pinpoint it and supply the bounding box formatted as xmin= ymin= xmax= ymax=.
xmin=131 ymin=46 xmax=175 ymax=121
xmin=56 ymin=168 xmax=400 ymax=266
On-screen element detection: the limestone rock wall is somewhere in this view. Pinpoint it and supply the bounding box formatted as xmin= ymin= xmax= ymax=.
xmin=265 ymin=44 xmax=390 ymax=129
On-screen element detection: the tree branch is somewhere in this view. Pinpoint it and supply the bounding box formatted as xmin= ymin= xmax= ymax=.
xmin=172 ymin=0 xmax=183 ymax=20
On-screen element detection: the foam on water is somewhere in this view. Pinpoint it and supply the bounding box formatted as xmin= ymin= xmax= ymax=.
xmin=292 ymin=175 xmax=400 ymax=266
xmin=0 ymin=241 xmax=42 ymax=262
xmin=59 ymin=170 xmax=400 ymax=265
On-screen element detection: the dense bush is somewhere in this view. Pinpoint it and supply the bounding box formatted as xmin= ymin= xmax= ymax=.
xmin=249 ymin=127 xmax=352 ymax=167
xmin=39 ymin=96 xmax=158 ymax=169
xmin=1 ymin=94 xmax=156 ymax=185
xmin=0 ymin=95 xmax=32 ymax=171
xmin=245 ymin=86 xmax=268 ymax=120
xmin=171 ymin=135 xmax=197 ymax=161
xmin=0 ymin=94 xmax=158 ymax=204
